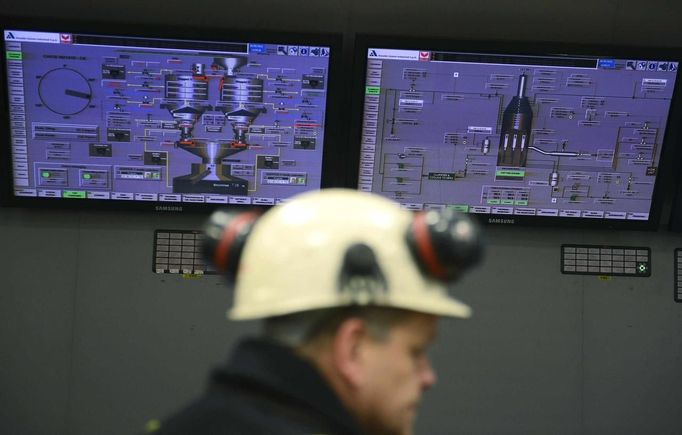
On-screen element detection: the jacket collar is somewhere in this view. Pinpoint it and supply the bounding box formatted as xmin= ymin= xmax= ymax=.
xmin=213 ymin=338 xmax=364 ymax=435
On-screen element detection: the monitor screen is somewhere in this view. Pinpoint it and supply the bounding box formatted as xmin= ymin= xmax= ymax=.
xmin=0 ymin=20 xmax=341 ymax=212
xmin=352 ymin=36 xmax=682 ymax=228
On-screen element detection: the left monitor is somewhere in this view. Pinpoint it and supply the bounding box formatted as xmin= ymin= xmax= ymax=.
xmin=0 ymin=18 xmax=342 ymax=212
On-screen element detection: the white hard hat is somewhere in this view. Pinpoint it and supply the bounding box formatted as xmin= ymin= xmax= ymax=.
xmin=203 ymin=189 xmax=483 ymax=320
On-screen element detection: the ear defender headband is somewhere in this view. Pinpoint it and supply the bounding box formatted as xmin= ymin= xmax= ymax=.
xmin=202 ymin=209 xmax=260 ymax=278
xmin=406 ymin=208 xmax=483 ymax=283
xmin=203 ymin=207 xmax=482 ymax=284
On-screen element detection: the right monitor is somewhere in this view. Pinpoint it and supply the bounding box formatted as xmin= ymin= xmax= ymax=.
xmin=352 ymin=36 xmax=682 ymax=228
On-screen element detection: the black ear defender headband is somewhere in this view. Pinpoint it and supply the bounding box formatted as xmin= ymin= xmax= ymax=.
xmin=203 ymin=207 xmax=483 ymax=283
xmin=202 ymin=209 xmax=261 ymax=278
xmin=406 ymin=208 xmax=484 ymax=283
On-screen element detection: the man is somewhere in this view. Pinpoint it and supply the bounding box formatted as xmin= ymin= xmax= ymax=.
xmin=148 ymin=189 xmax=483 ymax=435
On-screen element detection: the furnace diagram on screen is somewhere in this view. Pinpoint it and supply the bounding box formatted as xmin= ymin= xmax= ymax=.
xmin=22 ymin=42 xmax=328 ymax=200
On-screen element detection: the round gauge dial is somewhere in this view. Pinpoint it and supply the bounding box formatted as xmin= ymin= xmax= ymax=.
xmin=38 ymin=67 xmax=93 ymax=115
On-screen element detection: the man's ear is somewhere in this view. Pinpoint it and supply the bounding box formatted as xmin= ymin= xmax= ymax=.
xmin=330 ymin=317 xmax=371 ymax=388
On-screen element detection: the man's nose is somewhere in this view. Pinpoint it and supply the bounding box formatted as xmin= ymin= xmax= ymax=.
xmin=420 ymin=358 xmax=437 ymax=390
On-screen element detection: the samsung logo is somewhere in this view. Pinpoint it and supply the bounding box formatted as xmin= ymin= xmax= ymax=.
xmin=155 ymin=205 xmax=183 ymax=212
xmin=488 ymin=218 xmax=515 ymax=225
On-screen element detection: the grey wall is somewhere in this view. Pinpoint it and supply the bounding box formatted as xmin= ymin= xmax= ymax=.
xmin=2 ymin=0 xmax=682 ymax=434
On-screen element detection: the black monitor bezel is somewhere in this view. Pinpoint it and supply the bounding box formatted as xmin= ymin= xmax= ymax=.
xmin=0 ymin=15 xmax=345 ymax=213
xmin=349 ymin=34 xmax=682 ymax=230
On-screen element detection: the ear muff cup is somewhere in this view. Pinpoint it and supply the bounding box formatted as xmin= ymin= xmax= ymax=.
xmin=203 ymin=210 xmax=260 ymax=278
xmin=406 ymin=208 xmax=483 ymax=282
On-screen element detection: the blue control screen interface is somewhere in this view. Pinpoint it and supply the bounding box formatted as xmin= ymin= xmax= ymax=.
xmin=4 ymin=30 xmax=331 ymax=205
xmin=358 ymin=48 xmax=679 ymax=220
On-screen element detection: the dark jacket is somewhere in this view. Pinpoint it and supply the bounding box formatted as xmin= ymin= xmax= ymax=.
xmin=149 ymin=338 xmax=366 ymax=435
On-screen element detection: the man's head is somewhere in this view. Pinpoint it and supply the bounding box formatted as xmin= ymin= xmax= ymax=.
xmin=266 ymin=306 xmax=438 ymax=435
xmin=203 ymin=189 xmax=484 ymax=434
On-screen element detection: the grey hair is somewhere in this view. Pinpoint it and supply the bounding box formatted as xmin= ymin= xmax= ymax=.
xmin=264 ymin=306 xmax=413 ymax=348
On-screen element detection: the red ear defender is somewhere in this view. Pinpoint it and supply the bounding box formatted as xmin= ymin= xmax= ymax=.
xmin=202 ymin=210 xmax=260 ymax=279
xmin=406 ymin=209 xmax=484 ymax=282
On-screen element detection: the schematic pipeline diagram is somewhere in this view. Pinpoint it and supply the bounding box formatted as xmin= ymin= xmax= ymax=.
xmin=367 ymin=58 xmax=676 ymax=216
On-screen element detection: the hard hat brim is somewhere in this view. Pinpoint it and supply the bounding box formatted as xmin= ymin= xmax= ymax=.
xmin=228 ymin=291 xmax=471 ymax=320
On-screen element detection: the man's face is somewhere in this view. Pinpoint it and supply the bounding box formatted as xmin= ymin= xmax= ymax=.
xmin=356 ymin=312 xmax=438 ymax=435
